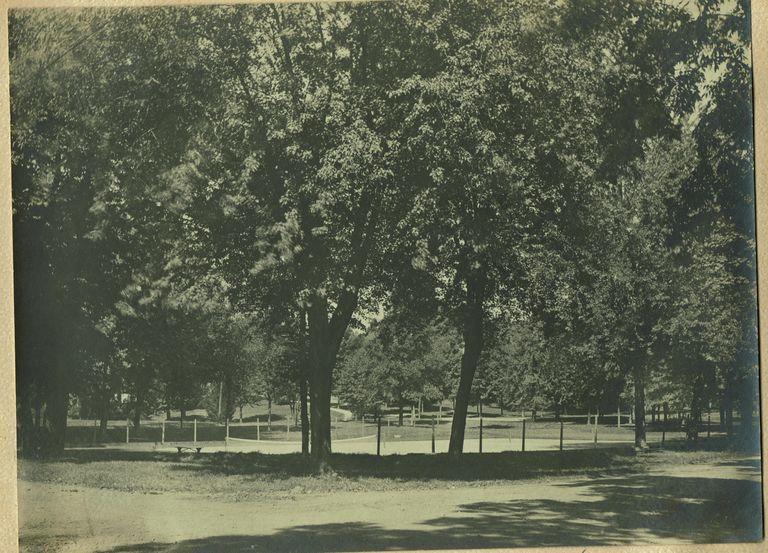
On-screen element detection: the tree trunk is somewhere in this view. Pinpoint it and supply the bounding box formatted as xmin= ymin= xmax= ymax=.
xmin=180 ymin=408 xmax=185 ymax=429
xmin=217 ymin=381 xmax=223 ymax=420
xmin=99 ymin=390 xmax=110 ymax=440
xmin=43 ymin=387 xmax=68 ymax=456
xmin=307 ymin=299 xmax=334 ymax=474
xmin=633 ymin=366 xmax=647 ymax=449
xmin=267 ymin=397 xmax=272 ymax=430
xmin=737 ymin=389 xmax=754 ymax=444
xmin=132 ymin=393 xmax=142 ymax=430
xmin=448 ymin=273 xmax=484 ymax=455
xmin=300 ymin=376 xmax=309 ymax=456
xmin=18 ymin=387 xmax=35 ymax=456
xmin=689 ymin=374 xmax=705 ymax=441
xmin=398 ymin=402 xmax=404 ymax=426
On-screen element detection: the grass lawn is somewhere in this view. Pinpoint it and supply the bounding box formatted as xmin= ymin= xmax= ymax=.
xmin=17 ymin=439 xmax=756 ymax=502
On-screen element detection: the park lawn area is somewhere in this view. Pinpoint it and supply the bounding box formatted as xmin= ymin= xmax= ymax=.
xmin=17 ymin=443 xmax=754 ymax=503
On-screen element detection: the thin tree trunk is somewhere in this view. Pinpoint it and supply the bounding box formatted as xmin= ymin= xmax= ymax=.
xmin=300 ymin=376 xmax=309 ymax=456
xmin=633 ymin=366 xmax=647 ymax=449
xmin=448 ymin=273 xmax=484 ymax=455
xmin=99 ymin=390 xmax=110 ymax=439
xmin=398 ymin=402 xmax=404 ymax=426
xmin=267 ymin=397 xmax=272 ymax=430
xmin=133 ymin=393 xmax=142 ymax=430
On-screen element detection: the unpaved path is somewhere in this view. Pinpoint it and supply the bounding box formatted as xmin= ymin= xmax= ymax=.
xmin=18 ymin=456 xmax=762 ymax=552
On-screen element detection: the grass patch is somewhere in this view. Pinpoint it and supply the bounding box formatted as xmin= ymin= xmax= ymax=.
xmin=18 ymin=444 xmax=757 ymax=503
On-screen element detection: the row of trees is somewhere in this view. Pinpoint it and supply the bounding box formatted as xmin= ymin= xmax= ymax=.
xmin=11 ymin=0 xmax=757 ymax=470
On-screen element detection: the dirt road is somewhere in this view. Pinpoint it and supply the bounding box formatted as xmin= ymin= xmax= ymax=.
xmin=18 ymin=456 xmax=762 ymax=552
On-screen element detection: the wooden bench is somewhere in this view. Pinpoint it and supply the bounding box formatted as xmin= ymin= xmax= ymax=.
xmin=176 ymin=446 xmax=202 ymax=453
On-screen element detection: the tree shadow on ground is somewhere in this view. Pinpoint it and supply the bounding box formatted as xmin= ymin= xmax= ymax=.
xmin=169 ymin=448 xmax=646 ymax=482
xmin=98 ymin=471 xmax=763 ymax=553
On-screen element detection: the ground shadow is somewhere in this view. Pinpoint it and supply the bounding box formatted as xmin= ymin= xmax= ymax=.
xmin=170 ymin=448 xmax=646 ymax=482
xmin=94 ymin=471 xmax=763 ymax=552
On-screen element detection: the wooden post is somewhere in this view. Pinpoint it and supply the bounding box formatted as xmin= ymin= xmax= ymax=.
xmin=256 ymin=417 xmax=260 ymax=441
xmin=431 ymin=416 xmax=435 ymax=453
xmin=522 ymin=418 xmax=526 ymax=452
xmin=161 ymin=419 xmax=165 ymax=444
xmin=126 ymin=418 xmax=130 ymax=444
xmin=559 ymin=421 xmax=564 ymax=451
xmin=377 ymin=414 xmax=382 ymax=456
xmin=593 ymin=414 xmax=598 ymax=448
xmin=193 ymin=418 xmax=197 ymax=445
xmin=479 ymin=416 xmax=483 ymax=453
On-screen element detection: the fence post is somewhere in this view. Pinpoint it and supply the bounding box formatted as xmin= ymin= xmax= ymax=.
xmin=559 ymin=421 xmax=564 ymax=451
xmin=161 ymin=419 xmax=165 ymax=445
xmin=431 ymin=416 xmax=436 ymax=453
xmin=522 ymin=418 xmax=526 ymax=452
xmin=257 ymin=417 xmax=260 ymax=441
xmin=593 ymin=415 xmax=598 ymax=448
xmin=193 ymin=418 xmax=197 ymax=445
xmin=377 ymin=414 xmax=382 ymax=456
xmin=479 ymin=416 xmax=483 ymax=453
xmin=126 ymin=418 xmax=130 ymax=444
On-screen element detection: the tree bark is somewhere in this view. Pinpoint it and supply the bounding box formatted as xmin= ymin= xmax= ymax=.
xmin=300 ymin=376 xmax=309 ymax=456
xmin=132 ymin=393 xmax=142 ymax=430
xmin=398 ymin=402 xmax=404 ymax=426
xmin=633 ymin=365 xmax=648 ymax=449
xmin=43 ymin=387 xmax=68 ymax=456
xmin=448 ymin=273 xmax=484 ymax=455
xmin=689 ymin=374 xmax=705 ymax=441
xmin=306 ymin=297 xmax=335 ymax=473
xmin=99 ymin=390 xmax=110 ymax=440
